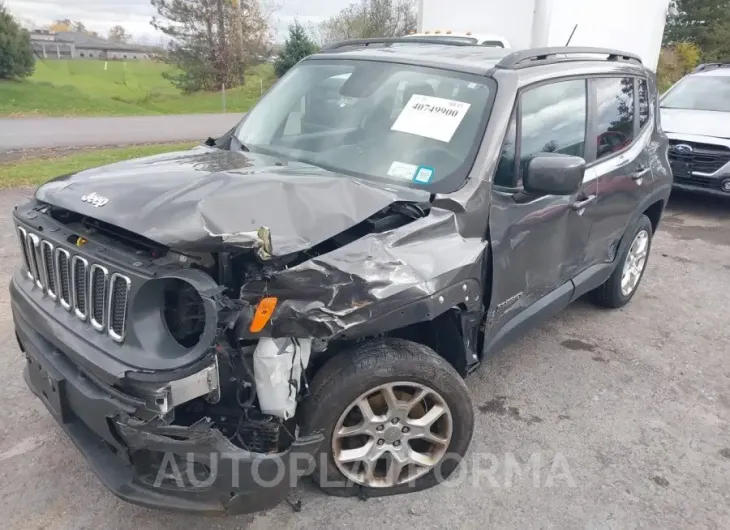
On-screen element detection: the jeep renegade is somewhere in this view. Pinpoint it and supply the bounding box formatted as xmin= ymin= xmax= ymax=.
xmin=10 ymin=39 xmax=673 ymax=514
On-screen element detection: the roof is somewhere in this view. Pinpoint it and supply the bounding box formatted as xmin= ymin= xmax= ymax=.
xmin=54 ymin=32 xmax=143 ymax=52
xmin=313 ymin=44 xmax=510 ymax=75
xmin=312 ymin=43 xmax=646 ymax=79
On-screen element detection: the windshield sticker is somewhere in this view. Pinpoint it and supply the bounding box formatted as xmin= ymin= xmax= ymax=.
xmin=413 ymin=166 xmax=435 ymax=184
xmin=387 ymin=161 xmax=419 ymax=180
xmin=391 ymin=94 xmax=471 ymax=143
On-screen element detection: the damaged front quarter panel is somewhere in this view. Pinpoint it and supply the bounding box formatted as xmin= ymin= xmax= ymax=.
xmin=241 ymin=204 xmax=488 ymax=340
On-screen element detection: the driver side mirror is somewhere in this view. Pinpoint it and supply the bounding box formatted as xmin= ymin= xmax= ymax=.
xmin=524 ymin=153 xmax=586 ymax=196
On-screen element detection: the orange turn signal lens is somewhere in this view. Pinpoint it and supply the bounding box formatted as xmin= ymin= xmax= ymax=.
xmin=249 ymin=297 xmax=278 ymax=333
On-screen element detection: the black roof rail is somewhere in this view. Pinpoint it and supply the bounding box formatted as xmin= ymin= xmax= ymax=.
xmin=322 ymin=37 xmax=474 ymax=52
xmin=692 ymin=62 xmax=730 ymax=73
xmin=497 ymin=47 xmax=642 ymax=69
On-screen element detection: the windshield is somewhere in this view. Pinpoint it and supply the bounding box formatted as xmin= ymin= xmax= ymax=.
xmin=235 ymin=59 xmax=495 ymax=193
xmin=661 ymin=75 xmax=730 ymax=112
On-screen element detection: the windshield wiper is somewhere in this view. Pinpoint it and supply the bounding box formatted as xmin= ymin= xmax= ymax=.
xmin=205 ymin=134 xmax=250 ymax=152
xmin=231 ymin=136 xmax=250 ymax=152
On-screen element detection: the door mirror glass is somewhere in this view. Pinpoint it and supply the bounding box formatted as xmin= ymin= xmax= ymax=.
xmin=524 ymin=154 xmax=586 ymax=196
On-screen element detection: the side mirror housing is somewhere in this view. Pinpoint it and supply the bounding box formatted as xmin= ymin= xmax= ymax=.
xmin=524 ymin=154 xmax=586 ymax=196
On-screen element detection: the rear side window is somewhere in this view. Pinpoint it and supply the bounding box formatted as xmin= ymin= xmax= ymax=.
xmin=638 ymin=79 xmax=650 ymax=129
xmin=594 ymin=78 xmax=635 ymax=161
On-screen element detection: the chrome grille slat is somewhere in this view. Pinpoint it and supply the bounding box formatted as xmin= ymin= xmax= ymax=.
xmin=41 ymin=241 xmax=57 ymax=300
xmin=71 ymin=256 xmax=89 ymax=320
xmin=56 ymin=248 xmax=72 ymax=310
xmin=109 ymin=274 xmax=131 ymax=343
xmin=90 ymin=264 xmax=108 ymax=331
xmin=17 ymin=227 xmax=33 ymax=280
xmin=25 ymin=232 xmax=44 ymax=290
xmin=17 ymin=225 xmax=131 ymax=342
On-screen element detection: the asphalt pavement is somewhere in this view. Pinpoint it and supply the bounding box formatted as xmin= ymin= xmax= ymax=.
xmin=0 ymin=188 xmax=729 ymax=529
xmin=0 ymin=114 xmax=244 ymax=150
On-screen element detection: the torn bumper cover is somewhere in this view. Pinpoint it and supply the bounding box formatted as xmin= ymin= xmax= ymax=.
xmin=13 ymin=282 xmax=322 ymax=515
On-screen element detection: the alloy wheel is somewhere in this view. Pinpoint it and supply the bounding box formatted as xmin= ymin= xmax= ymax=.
xmin=332 ymin=382 xmax=453 ymax=488
xmin=621 ymin=229 xmax=650 ymax=296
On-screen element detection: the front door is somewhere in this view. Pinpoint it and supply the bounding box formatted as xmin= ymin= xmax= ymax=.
xmin=483 ymin=77 xmax=596 ymax=354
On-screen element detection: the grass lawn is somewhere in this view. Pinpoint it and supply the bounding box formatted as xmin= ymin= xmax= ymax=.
xmin=0 ymin=142 xmax=197 ymax=188
xmin=0 ymin=60 xmax=276 ymax=117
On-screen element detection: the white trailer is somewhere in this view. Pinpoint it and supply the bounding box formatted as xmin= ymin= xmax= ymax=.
xmin=416 ymin=0 xmax=670 ymax=71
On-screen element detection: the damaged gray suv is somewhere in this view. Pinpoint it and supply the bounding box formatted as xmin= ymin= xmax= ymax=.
xmin=10 ymin=39 xmax=672 ymax=515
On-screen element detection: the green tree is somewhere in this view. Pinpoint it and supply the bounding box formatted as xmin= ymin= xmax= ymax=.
xmin=274 ymin=22 xmax=318 ymax=78
xmin=151 ymin=0 xmax=270 ymax=93
xmin=665 ymin=0 xmax=730 ymax=60
xmin=0 ymin=2 xmax=35 ymax=80
xmin=316 ymin=0 xmax=417 ymax=45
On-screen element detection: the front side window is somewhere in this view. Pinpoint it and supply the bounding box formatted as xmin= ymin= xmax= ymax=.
xmin=493 ymin=79 xmax=587 ymax=187
xmin=520 ymin=79 xmax=588 ymax=175
xmin=661 ymin=74 xmax=730 ymax=113
xmin=236 ymin=59 xmax=495 ymax=193
xmin=594 ymin=77 xmax=635 ymax=161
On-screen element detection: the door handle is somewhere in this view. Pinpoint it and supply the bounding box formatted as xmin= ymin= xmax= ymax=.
xmin=631 ymin=166 xmax=651 ymax=181
xmin=571 ymin=195 xmax=597 ymax=211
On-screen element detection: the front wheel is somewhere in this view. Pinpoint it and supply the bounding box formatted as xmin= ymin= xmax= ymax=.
xmin=592 ymin=214 xmax=653 ymax=308
xmin=300 ymin=338 xmax=474 ymax=497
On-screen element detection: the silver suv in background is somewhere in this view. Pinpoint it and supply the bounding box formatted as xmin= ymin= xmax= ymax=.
xmin=660 ymin=62 xmax=730 ymax=196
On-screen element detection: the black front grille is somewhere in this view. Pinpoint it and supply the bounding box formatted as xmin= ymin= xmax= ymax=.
xmin=673 ymin=175 xmax=727 ymax=190
xmin=90 ymin=265 xmax=107 ymax=329
xmin=17 ymin=225 xmax=133 ymax=343
xmin=669 ymin=141 xmax=730 ymax=176
xmin=109 ymin=274 xmax=130 ymax=341
xmin=57 ymin=250 xmax=71 ymax=308
xmin=72 ymin=258 xmax=88 ymax=318
xmin=41 ymin=242 xmax=56 ymax=297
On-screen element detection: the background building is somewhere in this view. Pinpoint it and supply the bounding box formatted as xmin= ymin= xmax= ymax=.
xmin=29 ymin=30 xmax=150 ymax=60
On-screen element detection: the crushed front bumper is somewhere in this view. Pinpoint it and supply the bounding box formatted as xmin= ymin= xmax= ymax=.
xmin=11 ymin=276 xmax=323 ymax=515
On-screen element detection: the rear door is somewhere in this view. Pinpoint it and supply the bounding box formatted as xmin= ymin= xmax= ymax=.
xmin=583 ymin=76 xmax=651 ymax=268
xmin=484 ymin=77 xmax=597 ymax=352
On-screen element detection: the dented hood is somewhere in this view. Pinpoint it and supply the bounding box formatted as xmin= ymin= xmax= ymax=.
xmin=35 ymin=145 xmax=430 ymax=256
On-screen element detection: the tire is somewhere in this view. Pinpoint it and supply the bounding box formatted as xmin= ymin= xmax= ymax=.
xmin=300 ymin=338 xmax=474 ymax=497
xmin=591 ymin=214 xmax=653 ymax=309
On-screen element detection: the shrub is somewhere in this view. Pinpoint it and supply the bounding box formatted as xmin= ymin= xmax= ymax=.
xmin=0 ymin=2 xmax=35 ymax=80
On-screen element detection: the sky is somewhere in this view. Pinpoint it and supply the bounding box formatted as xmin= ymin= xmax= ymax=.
xmin=5 ymin=0 xmax=351 ymax=43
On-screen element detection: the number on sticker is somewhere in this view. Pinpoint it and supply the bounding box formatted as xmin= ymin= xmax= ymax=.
xmin=411 ymin=103 xmax=459 ymax=117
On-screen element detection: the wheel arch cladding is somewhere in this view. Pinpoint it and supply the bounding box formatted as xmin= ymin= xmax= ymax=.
xmin=643 ymin=199 xmax=665 ymax=234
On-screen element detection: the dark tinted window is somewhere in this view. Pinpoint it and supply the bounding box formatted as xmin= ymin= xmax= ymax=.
xmin=494 ymin=114 xmax=517 ymax=187
xmin=638 ymin=79 xmax=650 ymax=129
xmin=520 ymin=80 xmax=587 ymax=177
xmin=595 ymin=78 xmax=635 ymax=160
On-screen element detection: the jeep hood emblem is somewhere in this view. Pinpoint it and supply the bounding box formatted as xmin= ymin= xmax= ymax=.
xmin=81 ymin=192 xmax=109 ymax=208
